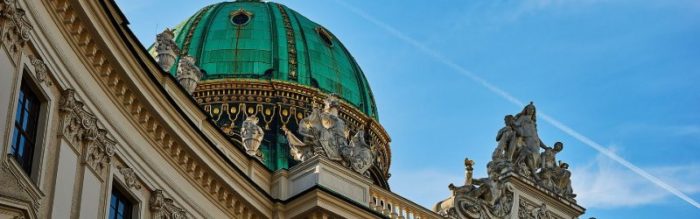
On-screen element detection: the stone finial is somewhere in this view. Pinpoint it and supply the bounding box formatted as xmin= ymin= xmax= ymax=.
xmin=175 ymin=56 xmax=202 ymax=94
xmin=155 ymin=28 xmax=179 ymax=71
xmin=465 ymin=158 xmax=474 ymax=186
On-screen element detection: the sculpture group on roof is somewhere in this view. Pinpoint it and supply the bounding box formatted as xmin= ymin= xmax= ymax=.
xmin=282 ymin=95 xmax=375 ymax=177
xmin=434 ymin=102 xmax=576 ymax=219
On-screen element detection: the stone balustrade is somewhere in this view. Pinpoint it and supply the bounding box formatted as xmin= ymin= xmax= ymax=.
xmin=369 ymin=186 xmax=442 ymax=219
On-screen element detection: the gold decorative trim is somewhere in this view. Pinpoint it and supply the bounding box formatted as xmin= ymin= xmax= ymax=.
xmin=193 ymin=79 xmax=392 ymax=177
xmin=276 ymin=4 xmax=298 ymax=80
xmin=180 ymin=5 xmax=213 ymax=56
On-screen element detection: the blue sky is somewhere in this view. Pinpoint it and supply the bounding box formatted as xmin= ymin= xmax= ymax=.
xmin=115 ymin=0 xmax=700 ymax=218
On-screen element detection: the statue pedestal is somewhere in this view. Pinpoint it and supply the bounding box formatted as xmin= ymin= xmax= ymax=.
xmin=271 ymin=156 xmax=373 ymax=206
xmin=502 ymin=173 xmax=585 ymax=219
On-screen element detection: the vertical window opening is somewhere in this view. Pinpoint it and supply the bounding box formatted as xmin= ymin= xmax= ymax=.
xmin=10 ymin=74 xmax=41 ymax=176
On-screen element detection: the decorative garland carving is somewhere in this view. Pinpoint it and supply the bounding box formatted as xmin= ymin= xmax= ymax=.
xmin=150 ymin=189 xmax=189 ymax=219
xmin=0 ymin=0 xmax=33 ymax=54
xmin=29 ymin=55 xmax=52 ymax=86
xmin=59 ymin=89 xmax=116 ymax=176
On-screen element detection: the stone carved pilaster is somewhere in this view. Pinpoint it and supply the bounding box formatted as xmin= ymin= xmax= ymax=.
xmin=150 ymin=189 xmax=189 ymax=219
xmin=59 ymin=89 xmax=117 ymax=176
xmin=28 ymin=55 xmax=52 ymax=86
xmin=117 ymin=166 xmax=142 ymax=190
xmin=175 ymin=56 xmax=202 ymax=94
xmin=0 ymin=0 xmax=33 ymax=54
xmin=154 ymin=29 xmax=179 ymax=71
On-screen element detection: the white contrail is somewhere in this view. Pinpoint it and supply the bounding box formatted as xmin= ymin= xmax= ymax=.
xmin=331 ymin=0 xmax=700 ymax=209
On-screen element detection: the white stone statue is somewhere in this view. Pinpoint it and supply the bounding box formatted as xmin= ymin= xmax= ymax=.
xmin=155 ymin=29 xmax=179 ymax=71
xmin=241 ymin=115 xmax=264 ymax=158
xmin=175 ymin=56 xmax=202 ymax=94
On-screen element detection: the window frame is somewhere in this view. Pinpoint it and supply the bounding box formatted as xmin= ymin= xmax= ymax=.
xmin=10 ymin=74 xmax=42 ymax=175
xmin=108 ymin=181 xmax=137 ymax=219
xmin=5 ymin=65 xmax=51 ymax=185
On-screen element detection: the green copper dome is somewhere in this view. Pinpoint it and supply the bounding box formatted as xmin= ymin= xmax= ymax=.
xmin=159 ymin=0 xmax=378 ymax=118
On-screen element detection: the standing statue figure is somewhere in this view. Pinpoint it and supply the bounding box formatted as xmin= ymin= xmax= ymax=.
xmin=537 ymin=142 xmax=563 ymax=190
xmin=555 ymin=162 xmax=576 ymax=200
xmin=513 ymin=102 xmax=547 ymax=179
xmin=241 ymin=115 xmax=264 ymax=158
xmin=494 ymin=115 xmax=518 ymax=161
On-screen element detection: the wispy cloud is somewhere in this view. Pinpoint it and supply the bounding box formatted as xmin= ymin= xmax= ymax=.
xmin=573 ymin=151 xmax=700 ymax=208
